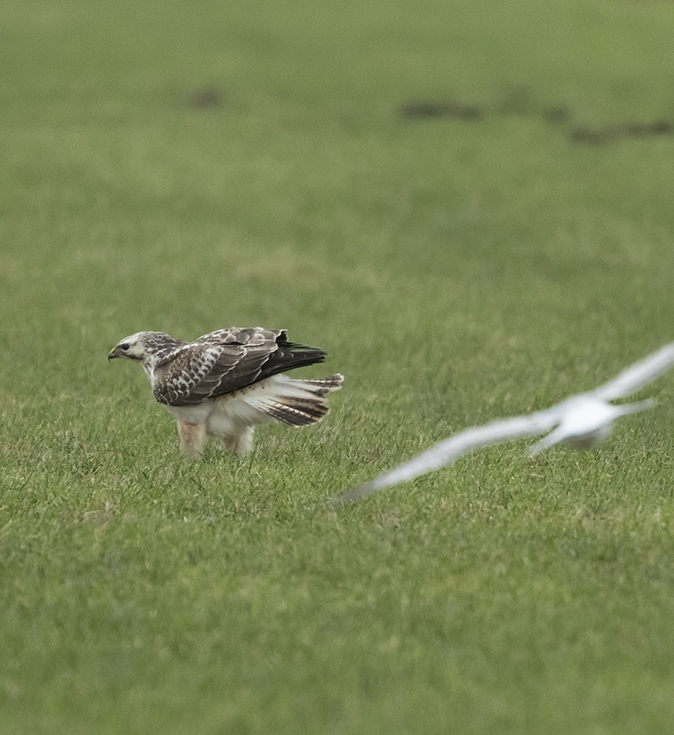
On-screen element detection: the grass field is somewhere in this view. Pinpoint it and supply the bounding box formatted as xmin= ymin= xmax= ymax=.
xmin=2 ymin=0 xmax=674 ymax=732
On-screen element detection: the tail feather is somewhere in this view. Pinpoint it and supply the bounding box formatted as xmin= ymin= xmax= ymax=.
xmin=242 ymin=374 xmax=343 ymax=426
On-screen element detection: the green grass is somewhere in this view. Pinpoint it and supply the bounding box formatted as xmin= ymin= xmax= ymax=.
xmin=2 ymin=0 xmax=674 ymax=732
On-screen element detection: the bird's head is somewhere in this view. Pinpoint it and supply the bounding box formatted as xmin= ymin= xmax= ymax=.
xmin=108 ymin=332 xmax=154 ymax=363
xmin=108 ymin=331 xmax=181 ymax=367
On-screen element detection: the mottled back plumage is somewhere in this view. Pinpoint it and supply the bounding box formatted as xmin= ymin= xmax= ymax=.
xmin=151 ymin=328 xmax=328 ymax=406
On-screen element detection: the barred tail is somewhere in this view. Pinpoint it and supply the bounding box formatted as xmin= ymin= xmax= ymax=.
xmin=243 ymin=374 xmax=343 ymax=426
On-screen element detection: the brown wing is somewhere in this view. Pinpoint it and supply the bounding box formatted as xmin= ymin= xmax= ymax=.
xmin=153 ymin=327 xmax=328 ymax=407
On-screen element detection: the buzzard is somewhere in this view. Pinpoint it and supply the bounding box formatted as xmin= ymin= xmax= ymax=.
xmin=109 ymin=327 xmax=343 ymax=458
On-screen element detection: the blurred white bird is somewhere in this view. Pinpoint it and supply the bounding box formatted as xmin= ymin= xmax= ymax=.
xmin=333 ymin=342 xmax=674 ymax=503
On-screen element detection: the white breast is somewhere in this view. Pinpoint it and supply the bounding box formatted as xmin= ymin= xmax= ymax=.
xmin=556 ymin=397 xmax=621 ymax=443
xmin=163 ymin=390 xmax=273 ymax=437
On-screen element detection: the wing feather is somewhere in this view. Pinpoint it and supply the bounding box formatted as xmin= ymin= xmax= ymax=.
xmin=153 ymin=328 xmax=328 ymax=407
xmin=332 ymin=410 xmax=558 ymax=503
xmin=591 ymin=342 xmax=674 ymax=401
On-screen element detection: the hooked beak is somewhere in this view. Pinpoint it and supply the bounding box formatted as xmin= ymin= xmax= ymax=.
xmin=108 ymin=347 xmax=120 ymax=361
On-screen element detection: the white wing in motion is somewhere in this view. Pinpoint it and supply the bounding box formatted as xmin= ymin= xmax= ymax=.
xmin=590 ymin=342 xmax=674 ymax=401
xmin=335 ymin=411 xmax=559 ymax=503
xmin=332 ymin=341 xmax=674 ymax=503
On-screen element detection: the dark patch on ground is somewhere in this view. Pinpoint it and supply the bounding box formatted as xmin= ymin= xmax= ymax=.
xmin=399 ymin=101 xmax=483 ymax=121
xmin=185 ymin=87 xmax=224 ymax=109
xmin=569 ymin=120 xmax=673 ymax=145
xmin=398 ymin=87 xmax=673 ymax=147
xmin=569 ymin=127 xmax=618 ymax=145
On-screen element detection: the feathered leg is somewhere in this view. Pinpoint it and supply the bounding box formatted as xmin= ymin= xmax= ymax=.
xmin=177 ymin=420 xmax=208 ymax=459
xmin=222 ymin=427 xmax=255 ymax=456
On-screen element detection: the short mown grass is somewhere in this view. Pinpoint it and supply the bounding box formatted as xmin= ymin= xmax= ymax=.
xmin=2 ymin=0 xmax=674 ymax=732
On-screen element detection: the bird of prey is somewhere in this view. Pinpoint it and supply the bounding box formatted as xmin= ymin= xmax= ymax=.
xmin=333 ymin=341 xmax=674 ymax=503
xmin=109 ymin=328 xmax=343 ymax=458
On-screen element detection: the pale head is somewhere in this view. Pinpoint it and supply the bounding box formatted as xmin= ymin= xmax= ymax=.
xmin=108 ymin=331 xmax=184 ymax=367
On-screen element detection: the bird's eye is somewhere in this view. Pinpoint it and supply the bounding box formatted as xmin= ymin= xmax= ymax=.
xmin=121 ymin=344 xmax=130 ymax=351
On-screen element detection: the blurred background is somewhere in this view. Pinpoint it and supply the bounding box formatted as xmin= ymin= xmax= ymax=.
xmin=2 ymin=1 xmax=674 ymax=732
xmin=3 ymin=0 xmax=674 ymax=366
